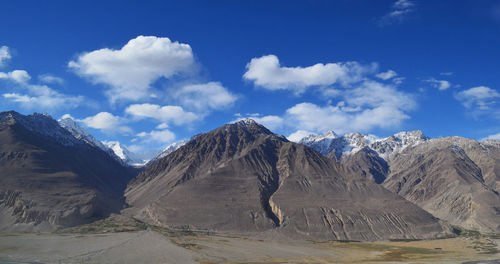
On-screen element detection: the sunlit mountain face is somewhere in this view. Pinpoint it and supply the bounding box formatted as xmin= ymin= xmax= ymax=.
xmin=0 ymin=1 xmax=499 ymax=263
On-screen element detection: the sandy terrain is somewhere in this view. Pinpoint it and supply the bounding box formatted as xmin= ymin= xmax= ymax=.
xmin=0 ymin=226 xmax=499 ymax=264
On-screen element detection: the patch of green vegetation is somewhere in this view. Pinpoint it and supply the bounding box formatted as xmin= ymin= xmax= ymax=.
xmin=389 ymin=238 xmax=423 ymax=242
xmin=150 ymin=224 xmax=198 ymax=237
xmin=369 ymin=245 xmax=444 ymax=262
xmin=55 ymin=215 xmax=148 ymax=234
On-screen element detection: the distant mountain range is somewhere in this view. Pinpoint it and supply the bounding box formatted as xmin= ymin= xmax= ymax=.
xmin=59 ymin=115 xmax=182 ymax=167
xmin=1 ymin=111 xmax=499 ymax=239
xmin=299 ymin=130 xmax=500 ymax=233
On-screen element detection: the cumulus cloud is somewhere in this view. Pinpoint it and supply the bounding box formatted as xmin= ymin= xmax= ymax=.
xmin=0 ymin=46 xmax=11 ymax=67
xmin=125 ymin=103 xmax=199 ymax=125
xmin=38 ymin=74 xmax=64 ymax=85
xmin=287 ymin=130 xmax=315 ymax=142
xmin=242 ymin=54 xmax=415 ymax=136
xmin=174 ymin=82 xmax=237 ymax=111
xmin=61 ymin=113 xmax=74 ymax=120
xmin=69 ymin=35 xmax=195 ymax=103
xmin=376 ymin=70 xmax=397 ymax=80
xmin=243 ymin=54 xmax=377 ymax=94
xmin=425 ymin=78 xmax=451 ymax=91
xmin=482 ymin=132 xmax=500 ymax=141
xmin=285 ymin=81 xmax=415 ymax=134
xmin=156 ymin=123 xmax=168 ymax=129
xmin=2 ymin=84 xmax=84 ymax=110
xmin=1 ymin=68 xmax=84 ymax=110
xmin=455 ymin=86 xmax=500 ymax=111
xmin=379 ymin=0 xmax=416 ymax=26
xmin=136 ymin=129 xmax=176 ymax=144
xmin=0 ymin=70 xmax=31 ymax=83
xmin=81 ymin=112 xmax=132 ymax=134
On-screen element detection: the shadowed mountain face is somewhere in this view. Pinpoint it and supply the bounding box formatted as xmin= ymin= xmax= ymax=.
xmin=0 ymin=111 xmax=137 ymax=231
xmin=384 ymin=138 xmax=500 ymax=233
xmin=342 ymin=147 xmax=389 ymax=184
xmin=126 ymin=119 xmax=450 ymax=241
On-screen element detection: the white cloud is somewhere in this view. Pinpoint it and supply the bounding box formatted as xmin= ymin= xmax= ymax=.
xmin=61 ymin=114 xmax=74 ymax=120
xmin=482 ymin=132 xmax=500 ymax=141
xmin=136 ymin=129 xmax=175 ymax=144
xmin=243 ymin=54 xmax=376 ymax=94
xmin=0 ymin=70 xmax=31 ymax=83
xmin=376 ymin=70 xmax=397 ymax=80
xmin=285 ymin=81 xmax=415 ymax=134
xmin=455 ymin=86 xmax=500 ymax=110
xmin=286 ymin=102 xmax=410 ymax=135
xmin=174 ymin=82 xmax=237 ymax=111
xmin=125 ymin=103 xmax=199 ymax=125
xmin=287 ymin=130 xmax=315 ymax=142
xmin=38 ymin=74 xmax=64 ymax=85
xmin=392 ymin=77 xmax=405 ymax=85
xmin=233 ymin=114 xmax=284 ymax=131
xmin=0 ymin=46 xmax=11 ymax=67
xmin=156 ymin=123 xmax=168 ymax=129
xmin=440 ymin=72 xmax=453 ymax=76
xmin=81 ymin=112 xmax=131 ymax=134
xmin=3 ymin=93 xmax=31 ymax=102
xmin=69 ymin=35 xmax=195 ymax=103
xmin=379 ymin=0 xmax=416 ymax=26
xmin=0 ymin=57 xmax=85 ymax=111
xmin=425 ymin=78 xmax=451 ymax=91
xmin=2 ymin=84 xmax=84 ymax=110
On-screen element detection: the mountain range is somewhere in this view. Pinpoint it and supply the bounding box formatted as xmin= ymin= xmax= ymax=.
xmin=125 ymin=119 xmax=450 ymax=240
xmin=299 ymin=131 xmax=500 ymax=233
xmin=0 ymin=111 xmax=137 ymax=231
xmin=1 ymin=111 xmax=499 ymax=239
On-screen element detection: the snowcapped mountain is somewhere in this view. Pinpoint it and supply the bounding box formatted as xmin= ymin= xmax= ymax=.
xmin=370 ymin=130 xmax=428 ymax=160
xmin=298 ymin=131 xmax=338 ymax=155
xmin=102 ymin=141 xmax=148 ymax=167
xmin=58 ymin=117 xmax=109 ymax=151
xmin=1 ymin=111 xmax=81 ymax=147
xmin=58 ymin=116 xmax=159 ymax=167
xmin=299 ymin=130 xmax=428 ymax=161
xmin=153 ymin=140 xmax=187 ymax=161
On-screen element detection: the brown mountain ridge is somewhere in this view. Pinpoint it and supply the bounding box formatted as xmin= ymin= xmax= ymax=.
xmin=125 ymin=119 xmax=451 ymax=241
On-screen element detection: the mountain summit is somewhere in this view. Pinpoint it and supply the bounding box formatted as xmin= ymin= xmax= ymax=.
xmin=0 ymin=111 xmax=136 ymax=231
xmin=125 ymin=119 xmax=450 ymax=241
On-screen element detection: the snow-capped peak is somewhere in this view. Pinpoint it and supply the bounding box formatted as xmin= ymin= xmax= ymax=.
xmin=1 ymin=111 xmax=81 ymax=146
xmin=154 ymin=140 xmax=187 ymax=161
xmin=371 ymin=130 xmax=428 ymax=160
xmin=299 ymin=130 xmax=428 ymax=161
xmin=299 ymin=131 xmax=341 ymax=156
xmin=58 ymin=117 xmax=108 ymax=151
xmin=102 ymin=141 xmax=146 ymax=167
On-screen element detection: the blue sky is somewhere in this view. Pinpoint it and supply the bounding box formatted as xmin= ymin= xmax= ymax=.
xmin=1 ymin=0 xmax=499 ymax=152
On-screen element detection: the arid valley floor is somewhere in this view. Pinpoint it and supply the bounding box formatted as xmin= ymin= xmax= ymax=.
xmin=1 ymin=215 xmax=499 ymax=264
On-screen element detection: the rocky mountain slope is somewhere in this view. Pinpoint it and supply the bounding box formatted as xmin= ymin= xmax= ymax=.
xmin=125 ymin=119 xmax=450 ymax=241
xmin=301 ymin=130 xmax=500 ymax=233
xmin=383 ymin=137 xmax=500 ymax=233
xmin=0 ymin=111 xmax=137 ymax=231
